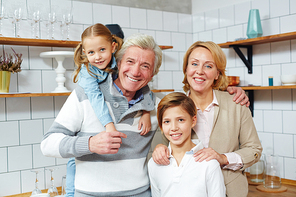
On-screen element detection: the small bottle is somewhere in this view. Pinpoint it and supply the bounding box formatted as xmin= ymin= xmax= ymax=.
xmin=268 ymin=76 xmax=273 ymax=86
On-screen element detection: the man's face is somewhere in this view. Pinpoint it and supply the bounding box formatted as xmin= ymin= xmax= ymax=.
xmin=117 ymin=46 xmax=155 ymax=93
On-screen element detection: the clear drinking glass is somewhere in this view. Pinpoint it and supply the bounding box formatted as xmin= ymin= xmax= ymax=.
xmin=250 ymin=158 xmax=265 ymax=183
xmin=46 ymin=168 xmax=58 ymax=197
xmin=264 ymin=155 xmax=282 ymax=189
xmin=31 ymin=169 xmax=42 ymax=195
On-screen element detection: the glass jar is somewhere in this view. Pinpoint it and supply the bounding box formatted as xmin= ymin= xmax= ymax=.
xmin=250 ymin=154 xmax=265 ymax=183
xmin=264 ymin=155 xmax=281 ymax=189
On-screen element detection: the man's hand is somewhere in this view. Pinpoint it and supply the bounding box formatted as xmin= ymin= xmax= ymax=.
xmin=152 ymin=144 xmax=170 ymax=165
xmin=89 ymin=131 xmax=127 ymax=155
xmin=227 ymin=86 xmax=250 ymax=107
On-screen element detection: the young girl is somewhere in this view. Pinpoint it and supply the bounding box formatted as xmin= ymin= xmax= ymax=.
xmin=73 ymin=23 xmax=151 ymax=135
xmin=148 ymin=92 xmax=225 ymax=197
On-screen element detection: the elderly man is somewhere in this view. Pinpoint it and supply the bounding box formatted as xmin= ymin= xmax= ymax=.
xmin=41 ymin=34 xmax=162 ymax=197
xmin=41 ymin=33 xmax=248 ymax=196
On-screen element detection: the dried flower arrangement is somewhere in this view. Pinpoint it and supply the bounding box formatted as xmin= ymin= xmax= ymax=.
xmin=0 ymin=48 xmax=23 ymax=73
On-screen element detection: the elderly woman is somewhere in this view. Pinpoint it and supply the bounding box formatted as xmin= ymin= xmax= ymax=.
xmin=152 ymin=41 xmax=262 ymax=197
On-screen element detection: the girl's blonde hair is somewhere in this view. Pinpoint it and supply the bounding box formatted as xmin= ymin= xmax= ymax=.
xmin=182 ymin=41 xmax=228 ymax=92
xmin=157 ymin=92 xmax=197 ymax=130
xmin=73 ymin=23 xmax=123 ymax=83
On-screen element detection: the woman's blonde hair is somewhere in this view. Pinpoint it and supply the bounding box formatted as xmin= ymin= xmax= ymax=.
xmin=157 ymin=92 xmax=197 ymax=130
xmin=182 ymin=41 xmax=228 ymax=92
xmin=115 ymin=33 xmax=162 ymax=76
xmin=73 ymin=23 xmax=123 ymax=83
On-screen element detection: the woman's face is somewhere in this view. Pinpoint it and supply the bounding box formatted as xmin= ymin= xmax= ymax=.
xmin=186 ymin=47 xmax=219 ymax=94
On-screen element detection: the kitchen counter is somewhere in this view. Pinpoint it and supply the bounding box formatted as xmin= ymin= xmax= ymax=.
xmin=5 ymin=182 xmax=296 ymax=197
xmin=247 ymin=178 xmax=296 ymax=197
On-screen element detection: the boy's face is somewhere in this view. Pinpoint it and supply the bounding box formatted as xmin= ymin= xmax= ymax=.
xmin=83 ymin=36 xmax=116 ymax=70
xmin=161 ymin=106 xmax=197 ymax=147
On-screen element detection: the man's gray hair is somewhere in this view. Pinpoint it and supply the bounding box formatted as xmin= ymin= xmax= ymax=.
xmin=115 ymin=33 xmax=162 ymax=75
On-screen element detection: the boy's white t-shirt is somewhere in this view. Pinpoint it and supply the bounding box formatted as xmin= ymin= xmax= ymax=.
xmin=148 ymin=139 xmax=226 ymax=197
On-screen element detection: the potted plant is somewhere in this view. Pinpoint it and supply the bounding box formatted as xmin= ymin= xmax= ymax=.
xmin=0 ymin=48 xmax=22 ymax=93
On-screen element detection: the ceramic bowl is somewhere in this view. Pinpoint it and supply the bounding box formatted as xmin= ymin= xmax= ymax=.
xmin=227 ymin=76 xmax=240 ymax=86
xmin=280 ymin=75 xmax=296 ymax=85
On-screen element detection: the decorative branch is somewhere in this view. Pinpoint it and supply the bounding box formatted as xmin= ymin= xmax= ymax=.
xmin=0 ymin=48 xmax=22 ymax=73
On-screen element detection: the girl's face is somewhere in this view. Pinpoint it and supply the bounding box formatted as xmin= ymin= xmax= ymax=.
xmin=162 ymin=106 xmax=197 ymax=147
xmin=83 ymin=36 xmax=116 ymax=69
xmin=186 ymin=47 xmax=219 ymax=94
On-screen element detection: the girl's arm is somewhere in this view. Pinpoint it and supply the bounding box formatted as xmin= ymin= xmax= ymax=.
xmin=78 ymin=66 xmax=114 ymax=131
xmin=139 ymin=110 xmax=151 ymax=135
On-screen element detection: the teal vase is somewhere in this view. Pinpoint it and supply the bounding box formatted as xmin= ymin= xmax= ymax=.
xmin=246 ymin=9 xmax=263 ymax=39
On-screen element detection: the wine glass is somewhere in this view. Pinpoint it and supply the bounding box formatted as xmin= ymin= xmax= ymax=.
xmin=31 ymin=169 xmax=42 ymax=195
xmin=61 ymin=175 xmax=66 ymax=195
xmin=46 ymin=168 xmax=58 ymax=197
xmin=27 ymin=3 xmax=41 ymax=38
xmin=48 ymin=5 xmax=58 ymax=40
xmin=62 ymin=9 xmax=72 ymax=40
xmin=10 ymin=3 xmax=23 ymax=38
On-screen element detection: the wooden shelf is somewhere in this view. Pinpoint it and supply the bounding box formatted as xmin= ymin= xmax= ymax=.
xmin=0 ymin=37 xmax=173 ymax=50
xmin=218 ymin=31 xmax=296 ymax=74
xmin=0 ymin=89 xmax=174 ymax=98
xmin=241 ymin=85 xmax=296 ymax=90
xmin=151 ymin=89 xmax=174 ymax=93
xmin=218 ymin=31 xmax=296 ymax=48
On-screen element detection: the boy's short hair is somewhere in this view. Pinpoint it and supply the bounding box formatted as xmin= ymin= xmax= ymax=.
xmin=157 ymin=92 xmax=197 ymax=130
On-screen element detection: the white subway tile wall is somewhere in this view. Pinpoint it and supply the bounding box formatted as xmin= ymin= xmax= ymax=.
xmin=251 ymin=0 xmax=270 ymax=19
xmin=270 ymin=0 xmax=290 ymax=18
xmin=1 ymin=0 xmax=296 ymax=195
xmin=147 ymin=10 xmax=163 ymax=30
xmin=93 ymin=4 xmax=112 ymax=25
xmin=178 ymin=14 xmax=193 ymax=33
xmin=205 ymin=9 xmax=219 ymax=30
xmin=0 ymin=148 xmax=7 ymax=173
xmin=234 ymin=2 xmax=251 ymax=25
xmin=130 ymin=8 xmax=147 ymax=29
xmin=291 ymin=0 xmax=296 ymax=14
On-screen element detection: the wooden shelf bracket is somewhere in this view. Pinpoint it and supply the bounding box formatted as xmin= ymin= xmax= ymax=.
xmin=246 ymin=90 xmax=254 ymax=117
xmin=230 ymin=45 xmax=253 ymax=74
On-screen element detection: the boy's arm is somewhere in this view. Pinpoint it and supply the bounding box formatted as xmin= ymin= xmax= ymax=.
xmin=148 ymin=159 xmax=161 ymax=197
xmin=139 ymin=110 xmax=151 ymax=135
xmin=206 ymin=161 xmax=226 ymax=197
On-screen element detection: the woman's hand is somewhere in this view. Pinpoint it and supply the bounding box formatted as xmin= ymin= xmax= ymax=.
xmin=227 ymin=86 xmax=250 ymax=107
xmin=152 ymin=144 xmax=170 ymax=165
xmin=194 ymin=147 xmax=229 ymax=166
